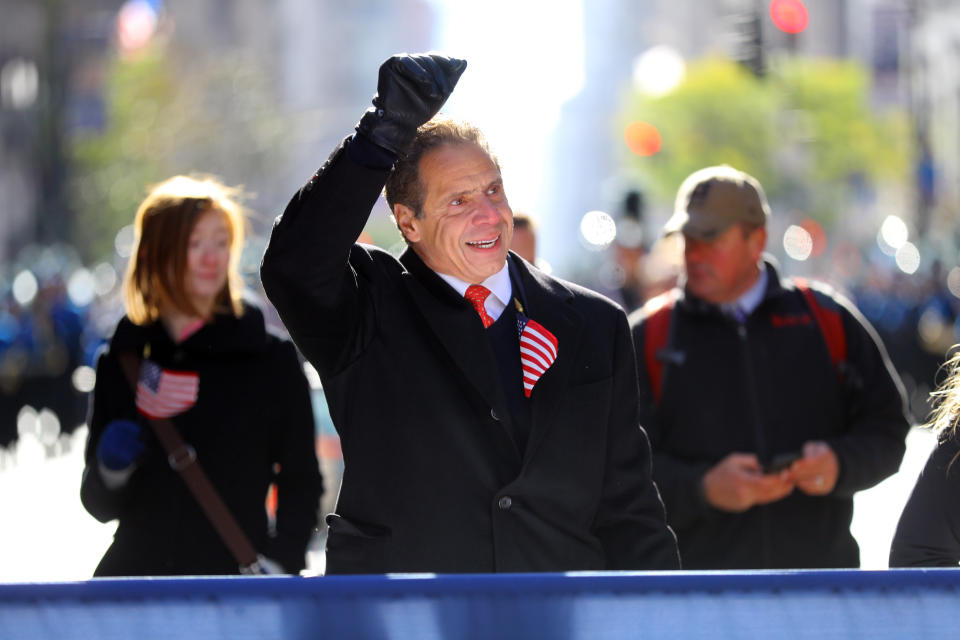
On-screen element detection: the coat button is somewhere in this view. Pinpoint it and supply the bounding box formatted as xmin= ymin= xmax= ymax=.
xmin=498 ymin=496 xmax=512 ymax=510
xmin=490 ymin=408 xmax=499 ymax=421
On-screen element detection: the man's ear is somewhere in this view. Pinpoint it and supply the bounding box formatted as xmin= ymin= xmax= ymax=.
xmin=394 ymin=203 xmax=420 ymax=243
xmin=750 ymin=226 xmax=767 ymax=261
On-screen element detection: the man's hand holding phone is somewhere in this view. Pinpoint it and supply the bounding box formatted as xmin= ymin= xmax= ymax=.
xmin=763 ymin=451 xmax=802 ymax=474
xmin=786 ymin=441 xmax=839 ymax=495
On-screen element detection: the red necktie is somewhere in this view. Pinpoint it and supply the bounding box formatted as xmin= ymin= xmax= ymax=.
xmin=465 ymin=285 xmax=494 ymax=328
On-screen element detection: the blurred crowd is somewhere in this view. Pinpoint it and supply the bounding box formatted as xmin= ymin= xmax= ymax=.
xmin=1 ymin=235 xmax=957 ymax=461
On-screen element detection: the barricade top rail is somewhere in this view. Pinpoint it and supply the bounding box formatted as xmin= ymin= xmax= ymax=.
xmin=3 ymin=568 xmax=960 ymax=601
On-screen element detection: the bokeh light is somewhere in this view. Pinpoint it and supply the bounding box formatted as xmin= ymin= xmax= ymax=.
xmin=918 ymin=307 xmax=950 ymax=351
xmin=12 ymin=269 xmax=38 ymax=307
xmin=117 ymin=0 xmax=159 ymax=54
xmin=632 ymin=45 xmax=686 ymax=97
xmin=947 ymin=266 xmax=960 ymax=299
xmin=878 ymin=215 xmax=908 ymax=255
xmin=624 ymin=121 xmax=662 ymax=156
xmin=799 ymin=218 xmax=827 ymax=258
xmin=0 ymin=58 xmax=39 ymax=110
xmin=770 ymin=0 xmax=809 ymax=34
xmin=67 ymin=268 xmax=97 ymax=307
xmin=92 ymin=262 xmax=119 ymax=296
xmin=72 ymin=366 xmax=97 ymax=394
xmin=37 ymin=409 xmax=61 ymax=447
xmin=579 ymin=210 xmax=617 ymax=250
xmin=115 ymin=224 xmax=135 ymax=258
xmin=17 ymin=405 xmax=38 ymax=438
xmin=894 ymin=241 xmax=920 ymax=274
xmin=783 ymin=224 xmax=813 ymax=261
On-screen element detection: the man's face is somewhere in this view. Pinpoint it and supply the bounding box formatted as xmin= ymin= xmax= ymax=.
xmin=683 ymin=223 xmax=766 ymax=304
xmin=396 ymin=143 xmax=513 ymax=284
xmin=510 ymin=225 xmax=536 ymax=263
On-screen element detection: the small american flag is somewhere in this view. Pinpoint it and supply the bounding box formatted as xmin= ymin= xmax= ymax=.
xmin=136 ymin=360 xmax=199 ymax=419
xmin=517 ymin=313 xmax=558 ymax=397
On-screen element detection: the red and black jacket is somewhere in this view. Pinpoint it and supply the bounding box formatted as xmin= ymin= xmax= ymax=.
xmin=628 ymin=259 xmax=911 ymax=569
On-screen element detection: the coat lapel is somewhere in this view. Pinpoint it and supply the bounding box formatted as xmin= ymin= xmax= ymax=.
xmin=399 ymin=249 xmax=520 ymax=461
xmin=510 ymin=256 xmax=585 ymax=461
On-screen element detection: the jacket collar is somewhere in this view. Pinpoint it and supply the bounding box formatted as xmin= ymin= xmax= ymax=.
xmin=399 ymin=247 xmax=586 ymax=463
xmin=109 ymin=301 xmax=269 ymax=358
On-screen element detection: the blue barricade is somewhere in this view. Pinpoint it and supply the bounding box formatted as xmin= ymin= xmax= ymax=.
xmin=2 ymin=569 xmax=959 ymax=639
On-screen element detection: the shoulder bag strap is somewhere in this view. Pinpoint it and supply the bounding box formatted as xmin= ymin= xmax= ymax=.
xmin=115 ymin=350 xmax=261 ymax=572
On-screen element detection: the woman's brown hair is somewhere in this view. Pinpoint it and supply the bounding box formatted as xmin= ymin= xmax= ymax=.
xmin=123 ymin=175 xmax=248 ymax=325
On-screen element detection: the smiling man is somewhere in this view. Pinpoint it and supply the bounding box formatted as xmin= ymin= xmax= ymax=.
xmin=260 ymin=53 xmax=679 ymax=574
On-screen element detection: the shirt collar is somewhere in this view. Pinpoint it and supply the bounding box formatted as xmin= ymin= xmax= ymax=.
xmin=437 ymin=262 xmax=512 ymax=308
xmin=726 ymin=265 xmax=768 ymax=316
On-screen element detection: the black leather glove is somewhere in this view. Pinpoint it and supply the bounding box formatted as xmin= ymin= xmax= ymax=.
xmin=355 ymin=53 xmax=467 ymax=155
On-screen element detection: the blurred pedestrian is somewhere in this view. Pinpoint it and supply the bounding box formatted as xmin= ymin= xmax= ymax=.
xmin=890 ymin=349 xmax=960 ymax=566
xmin=629 ymin=165 xmax=911 ymax=568
xmin=260 ymin=53 xmax=678 ymax=574
xmin=80 ymin=175 xmax=322 ymax=576
xmin=509 ymin=212 xmax=537 ymax=264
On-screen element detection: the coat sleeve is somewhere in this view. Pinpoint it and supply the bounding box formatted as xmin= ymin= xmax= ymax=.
xmin=824 ymin=292 xmax=911 ymax=497
xmin=79 ymin=347 xmax=143 ymax=523
xmin=259 ymin=137 xmax=393 ymax=380
xmin=265 ymin=340 xmax=323 ymax=573
xmin=889 ymin=435 xmax=960 ymax=567
xmin=592 ymin=310 xmax=680 ymax=569
xmin=629 ymin=315 xmax=713 ymax=531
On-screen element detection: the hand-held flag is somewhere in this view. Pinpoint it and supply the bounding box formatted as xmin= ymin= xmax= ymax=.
xmin=136 ymin=359 xmax=199 ymax=419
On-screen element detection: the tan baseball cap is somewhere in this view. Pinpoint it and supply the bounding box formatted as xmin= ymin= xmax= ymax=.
xmin=664 ymin=165 xmax=770 ymax=240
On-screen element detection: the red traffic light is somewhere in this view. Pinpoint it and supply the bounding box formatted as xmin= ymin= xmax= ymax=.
xmin=770 ymin=0 xmax=809 ymax=34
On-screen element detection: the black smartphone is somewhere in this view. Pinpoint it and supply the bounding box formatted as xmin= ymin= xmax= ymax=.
xmin=763 ymin=451 xmax=802 ymax=474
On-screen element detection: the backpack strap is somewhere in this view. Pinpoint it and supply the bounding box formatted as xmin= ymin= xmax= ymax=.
xmin=643 ymin=290 xmax=680 ymax=404
xmin=794 ymin=277 xmax=847 ymax=381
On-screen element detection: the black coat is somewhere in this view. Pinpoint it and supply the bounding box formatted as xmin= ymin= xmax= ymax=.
xmin=629 ymin=261 xmax=911 ymax=569
xmin=890 ymin=432 xmax=960 ymax=567
xmin=260 ymin=137 xmax=679 ymax=574
xmin=80 ymin=303 xmax=322 ymax=576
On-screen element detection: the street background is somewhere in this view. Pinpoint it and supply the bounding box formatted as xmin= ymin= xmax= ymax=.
xmin=1 ymin=0 xmax=958 ymax=578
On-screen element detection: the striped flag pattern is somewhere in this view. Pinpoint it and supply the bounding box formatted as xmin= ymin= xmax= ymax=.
xmin=136 ymin=359 xmax=199 ymax=419
xmin=517 ymin=313 xmax=558 ymax=397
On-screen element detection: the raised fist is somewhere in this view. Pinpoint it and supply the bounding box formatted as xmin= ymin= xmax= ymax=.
xmin=356 ymin=53 xmax=467 ymax=155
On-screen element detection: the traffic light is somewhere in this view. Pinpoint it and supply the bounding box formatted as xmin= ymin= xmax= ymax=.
xmin=733 ymin=6 xmax=765 ymax=77
xmin=770 ymin=0 xmax=809 ymax=34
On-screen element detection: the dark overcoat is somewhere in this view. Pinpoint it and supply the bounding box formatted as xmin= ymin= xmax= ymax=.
xmin=260 ymin=138 xmax=679 ymax=573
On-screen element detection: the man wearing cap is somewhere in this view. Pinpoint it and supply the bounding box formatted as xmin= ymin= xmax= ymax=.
xmin=628 ymin=165 xmax=910 ymax=569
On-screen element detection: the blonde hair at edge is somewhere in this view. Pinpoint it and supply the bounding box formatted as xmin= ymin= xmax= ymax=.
xmin=123 ymin=175 xmax=248 ymax=325
xmin=929 ymin=350 xmax=960 ymax=439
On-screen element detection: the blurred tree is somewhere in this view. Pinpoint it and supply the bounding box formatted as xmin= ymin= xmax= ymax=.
xmin=70 ymin=43 xmax=292 ymax=264
xmin=70 ymin=51 xmax=170 ymax=263
xmin=619 ymin=57 xmax=910 ymax=229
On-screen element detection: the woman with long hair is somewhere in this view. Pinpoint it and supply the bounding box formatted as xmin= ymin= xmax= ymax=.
xmin=890 ymin=348 xmax=960 ymax=566
xmin=80 ymin=175 xmax=322 ymax=576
